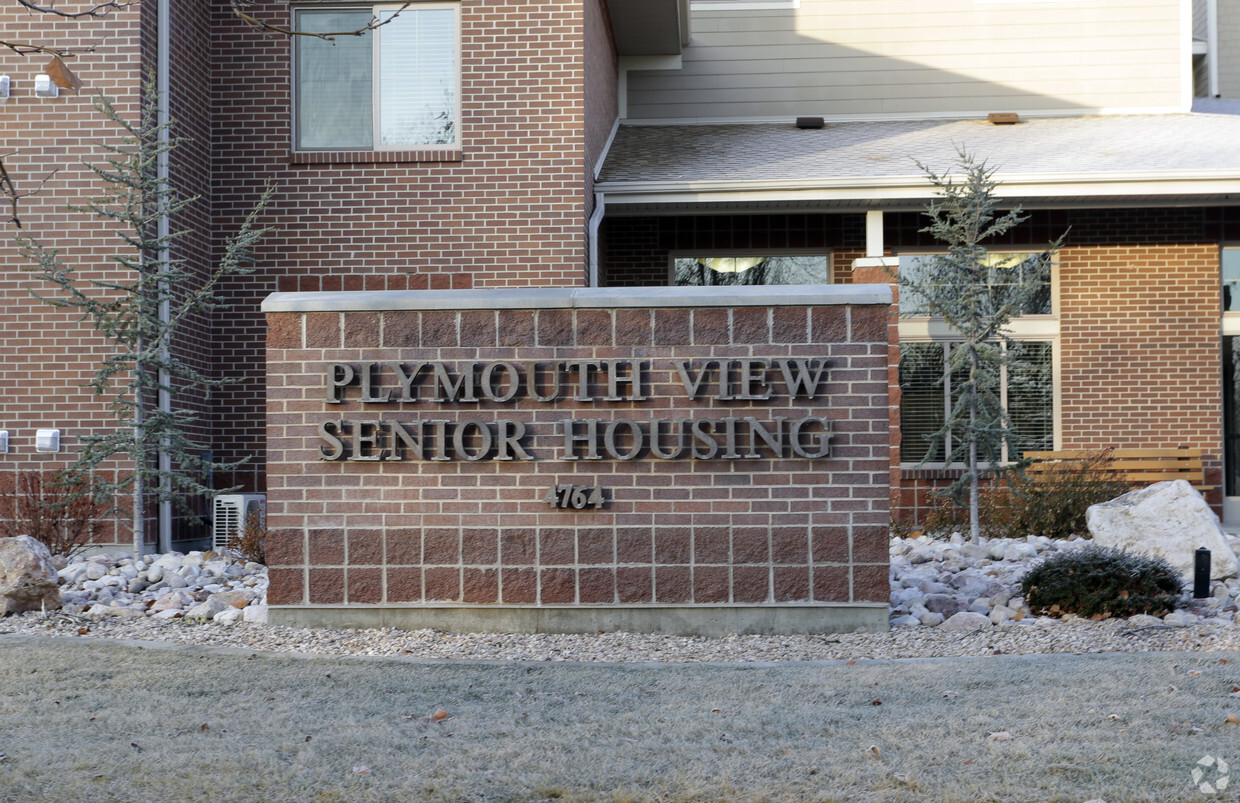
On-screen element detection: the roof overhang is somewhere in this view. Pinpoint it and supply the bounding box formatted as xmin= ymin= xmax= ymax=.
xmin=606 ymin=0 xmax=690 ymax=57
xmin=596 ymin=170 xmax=1240 ymax=214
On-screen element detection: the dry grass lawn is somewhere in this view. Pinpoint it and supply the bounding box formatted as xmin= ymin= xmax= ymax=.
xmin=0 ymin=635 xmax=1238 ymax=801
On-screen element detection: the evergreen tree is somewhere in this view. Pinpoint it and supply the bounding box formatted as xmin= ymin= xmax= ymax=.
xmin=20 ymin=82 xmax=272 ymax=557
xmin=899 ymin=150 xmax=1062 ymax=543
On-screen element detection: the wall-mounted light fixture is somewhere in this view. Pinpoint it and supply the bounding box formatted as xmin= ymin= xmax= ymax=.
xmin=35 ymin=429 xmax=60 ymax=452
xmin=33 ymin=74 xmax=58 ymax=98
xmin=0 ymin=431 xmax=9 ymax=454
xmin=0 ymin=76 xmax=9 ymax=102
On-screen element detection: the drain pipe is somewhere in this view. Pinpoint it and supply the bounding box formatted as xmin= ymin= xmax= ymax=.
xmin=156 ymin=0 xmax=173 ymax=554
xmin=1208 ymin=0 xmax=1220 ymax=98
xmin=588 ymin=192 xmax=605 ymax=287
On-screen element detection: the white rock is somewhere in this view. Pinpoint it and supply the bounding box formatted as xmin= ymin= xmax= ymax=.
xmin=0 ymin=536 xmax=62 ymax=615
xmin=243 ymin=601 xmax=268 ymax=624
xmin=918 ymin=611 xmax=945 ymax=627
xmin=213 ymin=607 xmax=243 ymax=625
xmin=1126 ymin=614 xmax=1163 ymax=627
xmin=890 ymin=615 xmax=921 ymax=628
xmin=1162 ymin=611 xmax=1199 ymax=627
xmin=941 ymin=611 xmax=992 ymax=630
xmin=989 ymin=605 xmax=1016 ymax=625
xmin=146 ymin=565 xmax=164 ymax=583
xmin=1086 ymin=480 xmax=1239 ymax=581
xmin=84 ymin=562 xmax=107 ymax=581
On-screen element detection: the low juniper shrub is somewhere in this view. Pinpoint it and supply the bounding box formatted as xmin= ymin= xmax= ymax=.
xmin=1020 ymin=544 xmax=1182 ymax=619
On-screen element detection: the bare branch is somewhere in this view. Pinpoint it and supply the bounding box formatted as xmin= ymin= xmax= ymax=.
xmin=1 ymin=154 xmax=59 ymax=228
xmin=0 ymin=36 xmax=99 ymax=57
xmin=228 ymin=0 xmax=411 ymax=39
xmin=15 ymin=0 xmax=135 ymax=18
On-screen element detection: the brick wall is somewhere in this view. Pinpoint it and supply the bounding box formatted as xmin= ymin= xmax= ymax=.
xmin=208 ymin=0 xmax=597 ymax=484
xmin=262 ymin=287 xmax=891 ymax=635
xmin=0 ymin=4 xmax=203 ymax=548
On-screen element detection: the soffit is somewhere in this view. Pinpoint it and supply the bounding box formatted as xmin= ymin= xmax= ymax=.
xmin=606 ymin=0 xmax=689 ymax=57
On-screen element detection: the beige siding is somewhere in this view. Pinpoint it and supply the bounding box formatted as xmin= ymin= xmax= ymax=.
xmin=1220 ymin=0 xmax=1240 ymax=97
xmin=626 ymin=0 xmax=1186 ymax=120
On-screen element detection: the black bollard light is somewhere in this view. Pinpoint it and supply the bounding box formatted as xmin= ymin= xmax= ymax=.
xmin=1193 ymin=547 xmax=1211 ymax=599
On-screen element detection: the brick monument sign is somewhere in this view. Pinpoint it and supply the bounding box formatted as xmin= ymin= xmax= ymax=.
xmin=262 ymin=285 xmax=892 ymax=635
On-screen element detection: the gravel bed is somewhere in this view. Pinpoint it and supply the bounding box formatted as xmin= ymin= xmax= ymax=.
xmin=3 ymin=607 xmax=1239 ymax=663
xmin=4 ymin=531 xmax=1240 ymax=663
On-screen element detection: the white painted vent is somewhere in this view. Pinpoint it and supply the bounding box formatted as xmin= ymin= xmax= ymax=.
xmin=212 ymin=494 xmax=266 ymax=552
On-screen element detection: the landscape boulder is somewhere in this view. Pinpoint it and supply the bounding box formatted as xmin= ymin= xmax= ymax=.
xmin=0 ymin=535 xmax=62 ymax=615
xmin=1086 ymin=480 xmax=1239 ymax=582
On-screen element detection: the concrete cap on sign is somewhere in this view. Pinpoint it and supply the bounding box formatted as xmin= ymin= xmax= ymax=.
xmin=261 ymin=284 xmax=893 ymax=313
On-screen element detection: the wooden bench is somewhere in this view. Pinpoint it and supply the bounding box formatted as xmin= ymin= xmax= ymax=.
xmin=1023 ymin=447 xmax=1211 ymax=493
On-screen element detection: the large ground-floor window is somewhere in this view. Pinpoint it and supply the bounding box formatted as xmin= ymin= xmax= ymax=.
xmin=672 ymin=254 xmax=830 ymax=286
xmin=899 ymin=340 xmax=1055 ymax=464
xmin=897 ymin=251 xmax=1058 ymax=465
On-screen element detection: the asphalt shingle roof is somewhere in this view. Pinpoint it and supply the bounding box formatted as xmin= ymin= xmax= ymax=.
xmin=597 ymin=112 xmax=1240 ymax=187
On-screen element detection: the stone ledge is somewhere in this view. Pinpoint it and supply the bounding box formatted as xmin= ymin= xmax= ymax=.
xmin=270 ymin=603 xmax=890 ymax=637
xmin=261 ymin=285 xmax=894 ymax=313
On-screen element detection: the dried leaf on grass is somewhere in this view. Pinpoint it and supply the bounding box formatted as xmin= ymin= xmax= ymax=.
xmin=988 ymin=731 xmax=1014 ymax=741
xmin=430 ymin=709 xmax=448 ymax=722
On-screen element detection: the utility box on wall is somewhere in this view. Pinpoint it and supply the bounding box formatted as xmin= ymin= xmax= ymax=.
xmin=261 ymin=286 xmax=892 ymax=636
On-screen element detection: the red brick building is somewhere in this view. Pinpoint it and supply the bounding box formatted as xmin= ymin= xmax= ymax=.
xmin=3 ymin=0 xmax=1240 ymax=632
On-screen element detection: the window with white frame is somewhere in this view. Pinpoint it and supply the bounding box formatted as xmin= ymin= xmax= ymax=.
xmin=672 ymin=254 xmax=830 ymax=287
xmin=294 ymin=3 xmax=458 ymax=150
xmin=897 ymin=252 xmax=1058 ymax=465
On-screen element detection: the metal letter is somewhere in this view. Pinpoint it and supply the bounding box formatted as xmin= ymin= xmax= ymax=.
xmin=690 ymin=419 xmax=719 ymax=459
xmin=561 ymin=419 xmax=603 ymax=460
xmin=603 ymin=419 xmax=645 ymax=460
xmin=359 ymin=362 xmax=392 ymax=403
xmin=776 ymin=359 xmax=828 ymax=399
xmin=603 ymin=360 xmax=647 ymax=402
xmin=744 ymin=416 xmax=786 ymax=459
xmin=480 ymin=361 xmax=521 ymax=403
xmin=392 ymin=362 xmax=428 ymax=402
xmin=326 ymin=363 xmax=355 ymax=404
xmin=530 ymin=362 xmax=563 ymax=403
xmin=352 ymin=420 xmax=388 ymax=461
xmin=452 ymin=420 xmax=494 ymax=462
xmin=563 ymin=360 xmax=601 ymax=402
xmin=673 ymin=360 xmax=715 ymax=400
xmin=429 ymin=363 xmax=478 ymax=403
xmin=648 ymin=419 xmax=687 ymax=459
xmin=494 ymin=419 xmax=533 ymax=461
xmin=790 ymin=416 xmax=831 ymax=458
xmin=388 ymin=419 xmax=424 ymax=460
xmin=737 ymin=359 xmax=772 ymax=401
xmin=317 ymin=420 xmax=346 ymax=460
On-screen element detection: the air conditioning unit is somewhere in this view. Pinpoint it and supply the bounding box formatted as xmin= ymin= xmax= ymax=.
xmin=212 ymin=493 xmax=266 ymax=552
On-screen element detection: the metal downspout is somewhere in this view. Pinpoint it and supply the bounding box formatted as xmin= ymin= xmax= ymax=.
xmin=157 ymin=0 xmax=172 ymax=553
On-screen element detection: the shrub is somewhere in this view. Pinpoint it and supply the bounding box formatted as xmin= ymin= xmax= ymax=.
xmin=1021 ymin=544 xmax=1182 ymax=618
xmin=996 ymin=449 xmax=1130 ymax=539
xmin=228 ymin=508 xmax=266 ymax=565
xmin=0 ymin=470 xmax=107 ymax=558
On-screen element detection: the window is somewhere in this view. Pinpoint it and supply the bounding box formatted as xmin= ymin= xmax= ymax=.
xmin=672 ymin=254 xmax=830 ymax=287
xmin=295 ymin=3 xmax=458 ymax=150
xmin=897 ymin=252 xmax=1058 ymax=465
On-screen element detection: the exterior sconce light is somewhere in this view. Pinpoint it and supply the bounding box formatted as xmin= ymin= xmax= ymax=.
xmin=0 ymin=431 xmax=8 ymax=453
xmin=34 ymin=74 xmax=59 ymax=98
xmin=35 ymin=429 xmax=60 ymax=452
xmin=0 ymin=76 xmax=9 ymax=102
